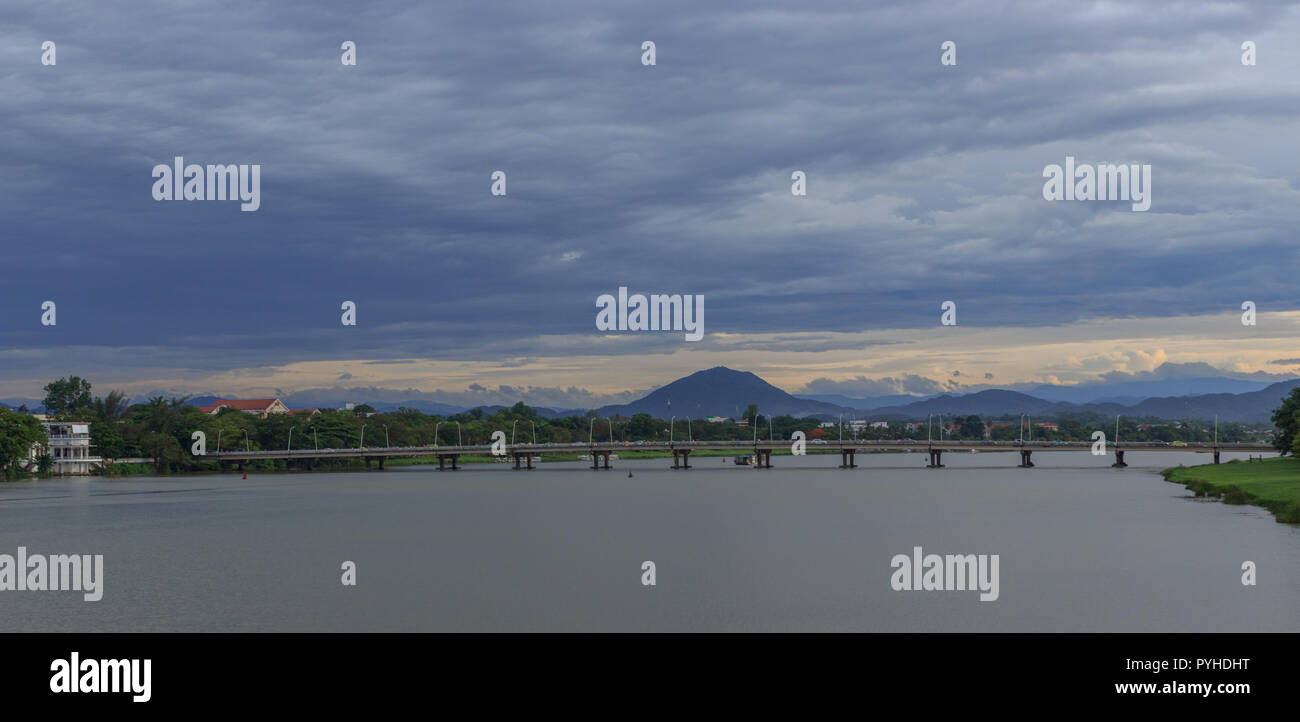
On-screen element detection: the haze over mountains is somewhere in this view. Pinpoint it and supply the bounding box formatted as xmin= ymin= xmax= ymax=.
xmin=4 ymin=365 xmax=1294 ymax=423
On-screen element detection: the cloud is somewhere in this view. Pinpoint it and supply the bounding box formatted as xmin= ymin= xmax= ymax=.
xmin=2 ymin=1 xmax=1299 ymax=397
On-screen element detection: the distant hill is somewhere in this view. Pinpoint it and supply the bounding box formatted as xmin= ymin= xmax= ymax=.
xmin=1114 ymin=379 xmax=1300 ymax=423
xmin=1026 ymin=374 xmax=1273 ymax=404
xmin=596 ymin=367 xmax=850 ymax=419
xmin=795 ymin=392 xmax=939 ymax=409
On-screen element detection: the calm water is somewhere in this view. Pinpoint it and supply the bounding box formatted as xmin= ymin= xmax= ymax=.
xmin=0 ymin=450 xmax=1295 ymax=631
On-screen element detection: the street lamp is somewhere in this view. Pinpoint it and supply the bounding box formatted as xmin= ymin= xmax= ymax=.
xmin=512 ymin=420 xmax=519 ymax=446
xmin=287 ymin=427 xmax=293 ymax=452
xmin=1115 ymin=414 xmax=1121 ymax=448
xmin=608 ymin=418 xmax=615 ymax=444
xmin=753 ymin=408 xmax=759 ymax=444
xmin=360 ymin=424 xmax=367 ymax=450
xmin=243 ymin=429 xmax=250 ymax=453
xmin=434 ymin=422 xmax=441 ymax=447
xmin=383 ymin=424 xmax=389 ymax=447
xmin=687 ymin=418 xmax=692 ymax=442
xmin=531 ymin=421 xmax=536 ymax=445
xmin=769 ymin=416 xmax=774 ymax=442
xmin=670 ymin=416 xmax=676 ymax=443
xmin=309 ymin=426 xmax=318 ymax=451
xmin=589 ymin=417 xmax=595 ymax=446
xmin=217 ymin=429 xmax=223 ymax=454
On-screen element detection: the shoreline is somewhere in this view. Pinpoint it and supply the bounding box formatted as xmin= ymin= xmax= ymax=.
xmin=1162 ymin=457 xmax=1300 ymax=524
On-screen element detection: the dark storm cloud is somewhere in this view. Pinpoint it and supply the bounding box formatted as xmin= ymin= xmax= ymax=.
xmin=2 ymin=0 xmax=1298 ymax=381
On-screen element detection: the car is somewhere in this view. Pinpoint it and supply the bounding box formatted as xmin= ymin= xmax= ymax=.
xmin=1172 ymin=441 xmax=1188 ymax=447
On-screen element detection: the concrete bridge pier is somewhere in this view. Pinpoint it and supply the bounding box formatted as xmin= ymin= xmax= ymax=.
xmin=927 ymin=450 xmax=944 ymax=468
xmin=1213 ymin=450 xmax=1221 ymax=464
xmin=437 ymin=454 xmax=460 ymax=471
xmin=591 ymin=451 xmax=612 ymax=470
xmin=512 ymin=453 xmax=535 ymax=470
xmin=672 ymin=449 xmax=692 ymax=469
xmin=1018 ymin=450 xmax=1034 ymax=468
xmin=1112 ymin=450 xmax=1127 ymax=468
xmin=840 ymin=449 xmax=857 ymax=468
xmin=752 ymin=449 xmax=773 ymax=468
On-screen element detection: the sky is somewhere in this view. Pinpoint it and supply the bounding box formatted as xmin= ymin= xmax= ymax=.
xmin=2 ymin=0 xmax=1299 ymax=407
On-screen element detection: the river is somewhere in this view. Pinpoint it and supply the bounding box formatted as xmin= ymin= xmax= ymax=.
xmin=0 ymin=450 xmax=1295 ymax=631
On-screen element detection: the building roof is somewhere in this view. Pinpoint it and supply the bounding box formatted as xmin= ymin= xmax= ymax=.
xmin=198 ymin=398 xmax=283 ymax=414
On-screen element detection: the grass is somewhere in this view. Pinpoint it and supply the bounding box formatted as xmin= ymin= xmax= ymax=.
xmin=1162 ymin=457 xmax=1300 ymax=524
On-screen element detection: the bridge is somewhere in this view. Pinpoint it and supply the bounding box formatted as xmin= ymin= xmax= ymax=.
xmin=200 ymin=439 xmax=1274 ymax=471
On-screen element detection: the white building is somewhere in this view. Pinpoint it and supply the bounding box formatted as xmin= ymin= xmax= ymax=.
xmin=39 ymin=421 xmax=103 ymax=475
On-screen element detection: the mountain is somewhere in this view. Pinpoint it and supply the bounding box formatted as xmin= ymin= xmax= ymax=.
xmin=795 ymin=392 xmax=939 ymax=409
xmin=1115 ymin=379 xmax=1300 ymax=423
xmin=1026 ymin=375 xmax=1273 ymax=404
xmin=856 ymin=382 xmax=1299 ymax=423
xmin=863 ymin=390 xmax=1084 ymax=418
xmin=596 ymin=367 xmax=849 ymax=419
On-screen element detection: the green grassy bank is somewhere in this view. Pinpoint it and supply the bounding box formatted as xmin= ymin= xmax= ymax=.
xmin=1162 ymin=457 xmax=1300 ymax=524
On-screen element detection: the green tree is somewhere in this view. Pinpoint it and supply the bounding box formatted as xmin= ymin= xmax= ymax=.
xmin=92 ymin=390 xmax=132 ymax=423
xmin=1270 ymin=387 xmax=1300 ymax=454
xmin=0 ymin=407 xmax=47 ymax=478
xmin=42 ymin=376 xmax=94 ymax=417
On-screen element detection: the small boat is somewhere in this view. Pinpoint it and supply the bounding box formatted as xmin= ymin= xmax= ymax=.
xmin=734 ymin=456 xmax=751 ymax=466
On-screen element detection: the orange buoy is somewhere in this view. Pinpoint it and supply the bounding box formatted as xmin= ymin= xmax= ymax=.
xmin=242 ymin=472 xmax=247 ymax=480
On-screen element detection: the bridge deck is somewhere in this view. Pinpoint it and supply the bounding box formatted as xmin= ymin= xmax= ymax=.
xmin=202 ymin=439 xmax=1271 ymax=462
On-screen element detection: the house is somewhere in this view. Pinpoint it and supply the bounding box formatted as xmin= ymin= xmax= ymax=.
xmin=197 ymin=398 xmax=293 ymax=419
xmin=869 ymin=421 xmax=889 ymax=429
xmin=1034 ymin=422 xmax=1058 ymax=430
xmin=706 ymin=416 xmax=731 ymax=423
xmin=33 ymin=421 xmax=103 ymax=476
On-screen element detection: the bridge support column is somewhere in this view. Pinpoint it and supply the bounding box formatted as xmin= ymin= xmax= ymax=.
xmin=1018 ymin=450 xmax=1034 ymax=468
xmin=1213 ymin=450 xmax=1221 ymax=464
xmin=1112 ymin=450 xmax=1127 ymax=468
xmin=927 ymin=450 xmax=944 ymax=468
xmin=237 ymin=461 xmax=246 ymax=472
xmin=513 ymin=454 xmax=521 ymax=470
xmin=527 ymin=454 xmax=535 ymax=470
xmin=219 ymin=460 xmax=229 ymax=473
xmin=840 ymin=450 xmax=856 ymax=468
xmin=762 ymin=450 xmax=772 ymax=468
xmin=364 ymin=457 xmax=372 ymax=470
xmin=672 ymin=450 xmax=680 ymax=469
xmin=681 ymin=450 xmax=690 ymax=469
xmin=377 ymin=458 xmax=385 ymax=471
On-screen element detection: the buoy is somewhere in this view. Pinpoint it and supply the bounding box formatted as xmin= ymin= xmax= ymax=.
xmin=628 ymin=472 xmax=633 ymax=478
xmin=242 ymin=472 xmax=247 ymax=480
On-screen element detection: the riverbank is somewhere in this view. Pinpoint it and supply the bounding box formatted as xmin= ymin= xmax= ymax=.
xmin=1162 ymin=457 xmax=1300 ymax=524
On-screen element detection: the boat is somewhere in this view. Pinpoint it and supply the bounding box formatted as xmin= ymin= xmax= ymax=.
xmin=734 ymin=456 xmax=751 ymax=466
